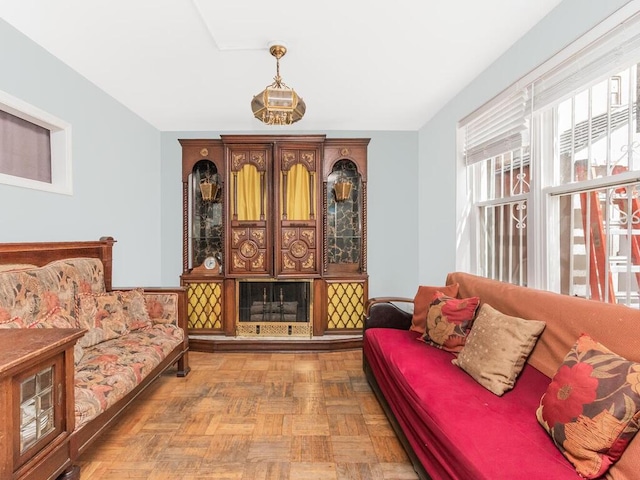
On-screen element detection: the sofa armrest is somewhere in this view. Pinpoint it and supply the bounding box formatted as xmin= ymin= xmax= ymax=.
xmin=140 ymin=287 xmax=190 ymax=377
xmin=138 ymin=287 xmax=187 ymax=329
xmin=364 ymin=297 xmax=413 ymax=331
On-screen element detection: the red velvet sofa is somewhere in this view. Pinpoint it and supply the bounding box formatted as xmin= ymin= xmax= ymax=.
xmin=363 ymin=272 xmax=640 ymax=480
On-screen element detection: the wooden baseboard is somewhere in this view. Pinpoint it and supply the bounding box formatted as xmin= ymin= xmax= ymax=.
xmin=189 ymin=335 xmax=362 ymax=353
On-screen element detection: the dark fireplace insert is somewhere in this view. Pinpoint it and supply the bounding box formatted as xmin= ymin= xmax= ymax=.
xmin=238 ymin=281 xmax=311 ymax=324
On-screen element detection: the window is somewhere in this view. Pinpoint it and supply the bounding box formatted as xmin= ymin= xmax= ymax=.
xmin=0 ymin=90 xmax=72 ymax=195
xmin=549 ymin=65 xmax=640 ymax=307
xmin=460 ymin=7 xmax=640 ymax=308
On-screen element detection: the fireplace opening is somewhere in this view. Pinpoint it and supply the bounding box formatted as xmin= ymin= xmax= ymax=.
xmin=238 ymin=280 xmax=311 ymax=324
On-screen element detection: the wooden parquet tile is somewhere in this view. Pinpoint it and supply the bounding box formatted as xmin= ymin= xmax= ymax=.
xmin=76 ymin=350 xmax=418 ymax=480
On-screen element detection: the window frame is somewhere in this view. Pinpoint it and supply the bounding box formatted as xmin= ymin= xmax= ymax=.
xmin=0 ymin=89 xmax=72 ymax=195
xmin=458 ymin=2 xmax=640 ymax=303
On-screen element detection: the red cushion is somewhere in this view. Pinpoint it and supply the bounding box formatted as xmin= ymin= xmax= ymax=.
xmin=364 ymin=328 xmax=581 ymax=479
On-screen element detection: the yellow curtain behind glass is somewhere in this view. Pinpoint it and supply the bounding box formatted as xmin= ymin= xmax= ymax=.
xmin=286 ymin=163 xmax=311 ymax=220
xmin=236 ymin=164 xmax=261 ymax=221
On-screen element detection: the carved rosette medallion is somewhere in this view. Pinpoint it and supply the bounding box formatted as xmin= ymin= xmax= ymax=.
xmin=289 ymin=240 xmax=308 ymax=259
xmin=340 ymin=148 xmax=350 ymax=156
xmin=200 ymin=148 xmax=209 ymax=157
xmin=239 ymin=240 xmax=258 ymax=259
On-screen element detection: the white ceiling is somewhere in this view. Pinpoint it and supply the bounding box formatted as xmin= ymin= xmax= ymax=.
xmin=0 ymin=0 xmax=563 ymax=132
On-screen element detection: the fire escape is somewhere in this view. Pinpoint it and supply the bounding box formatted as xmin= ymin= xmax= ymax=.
xmin=564 ymin=103 xmax=640 ymax=306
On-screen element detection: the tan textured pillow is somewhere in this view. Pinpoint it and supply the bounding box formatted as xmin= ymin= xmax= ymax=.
xmin=452 ymin=303 xmax=546 ymax=396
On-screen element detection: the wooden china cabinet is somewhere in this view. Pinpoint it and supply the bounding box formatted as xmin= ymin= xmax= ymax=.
xmin=0 ymin=329 xmax=84 ymax=480
xmin=180 ymin=135 xmax=369 ymax=342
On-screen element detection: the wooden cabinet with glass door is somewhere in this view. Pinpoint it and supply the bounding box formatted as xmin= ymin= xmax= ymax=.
xmin=180 ymin=135 xmax=369 ymax=342
xmin=274 ymin=140 xmax=323 ymax=277
xmin=179 ymin=139 xmax=226 ymax=334
xmin=321 ymin=139 xmax=370 ymax=334
xmin=0 ymin=329 xmax=84 ymax=480
xmin=225 ymin=142 xmax=272 ymax=277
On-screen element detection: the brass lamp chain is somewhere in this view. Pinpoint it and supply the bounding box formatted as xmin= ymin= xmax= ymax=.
xmin=274 ymin=56 xmax=282 ymax=86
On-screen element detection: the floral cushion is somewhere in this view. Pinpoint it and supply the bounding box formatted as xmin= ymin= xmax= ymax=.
xmin=421 ymin=293 xmax=480 ymax=352
xmin=452 ymin=303 xmax=545 ymax=395
xmin=119 ymin=289 xmax=153 ymax=330
xmin=29 ymin=307 xmax=77 ymax=329
xmin=144 ymin=292 xmax=179 ymax=325
xmin=409 ymin=283 xmax=459 ymax=334
xmin=74 ymin=324 xmax=184 ymax=429
xmin=76 ymin=292 xmax=129 ymax=348
xmin=0 ymin=258 xmax=105 ymax=326
xmin=536 ymin=334 xmax=640 ymax=479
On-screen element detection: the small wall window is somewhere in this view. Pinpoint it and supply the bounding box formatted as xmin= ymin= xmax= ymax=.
xmin=0 ymin=90 xmax=72 ymax=195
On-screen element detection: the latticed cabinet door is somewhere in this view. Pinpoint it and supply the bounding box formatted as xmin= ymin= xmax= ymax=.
xmin=184 ymin=281 xmax=224 ymax=332
xmin=325 ymin=279 xmax=367 ymax=331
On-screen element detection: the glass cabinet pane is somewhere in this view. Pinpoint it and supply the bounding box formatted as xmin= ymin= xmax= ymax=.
xmin=327 ymin=160 xmax=362 ymax=265
xmin=19 ymin=365 xmax=55 ymax=453
xmin=190 ymin=159 xmax=223 ymax=269
xmin=283 ymin=163 xmax=313 ymax=221
xmin=235 ymin=164 xmax=263 ymax=221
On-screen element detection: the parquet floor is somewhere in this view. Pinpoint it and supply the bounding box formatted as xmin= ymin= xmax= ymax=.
xmin=76 ymin=350 xmax=419 ymax=480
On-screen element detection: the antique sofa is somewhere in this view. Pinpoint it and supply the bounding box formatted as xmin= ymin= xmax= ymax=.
xmin=0 ymin=238 xmax=190 ymax=480
xmin=364 ymin=272 xmax=640 ymax=480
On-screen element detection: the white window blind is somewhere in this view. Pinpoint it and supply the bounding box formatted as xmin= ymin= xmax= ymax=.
xmin=533 ymin=11 xmax=640 ymax=112
xmin=462 ymin=88 xmax=530 ymax=165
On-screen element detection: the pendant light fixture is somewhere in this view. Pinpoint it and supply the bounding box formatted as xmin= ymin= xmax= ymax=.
xmin=251 ymin=43 xmax=306 ymax=125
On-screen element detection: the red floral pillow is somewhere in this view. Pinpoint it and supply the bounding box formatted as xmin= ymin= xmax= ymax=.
xmin=536 ymin=334 xmax=640 ymax=479
xmin=409 ymin=283 xmax=459 ymax=334
xmin=421 ymin=293 xmax=479 ymax=352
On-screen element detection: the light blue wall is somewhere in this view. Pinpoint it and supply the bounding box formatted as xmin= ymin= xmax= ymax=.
xmin=3 ymin=0 xmax=627 ymax=297
xmin=160 ymin=131 xmax=419 ymax=297
xmin=417 ymin=0 xmax=632 ymax=285
xmin=0 ymin=16 xmax=418 ymax=295
xmin=0 ymin=18 xmax=162 ymax=287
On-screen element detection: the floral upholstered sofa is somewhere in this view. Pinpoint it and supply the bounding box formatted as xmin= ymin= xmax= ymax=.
xmin=364 ymin=272 xmax=640 ymax=480
xmin=0 ymin=238 xmax=189 ymax=480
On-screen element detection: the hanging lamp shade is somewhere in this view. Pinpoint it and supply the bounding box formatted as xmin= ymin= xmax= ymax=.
xmin=251 ymin=44 xmax=306 ymax=125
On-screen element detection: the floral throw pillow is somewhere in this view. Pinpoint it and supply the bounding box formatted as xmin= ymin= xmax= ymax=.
xmin=75 ymin=292 xmax=129 ymax=348
xmin=120 ymin=289 xmax=152 ymax=331
xmin=421 ymin=293 xmax=480 ymax=352
xmin=409 ymin=283 xmax=459 ymax=334
xmin=536 ymin=334 xmax=640 ymax=479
